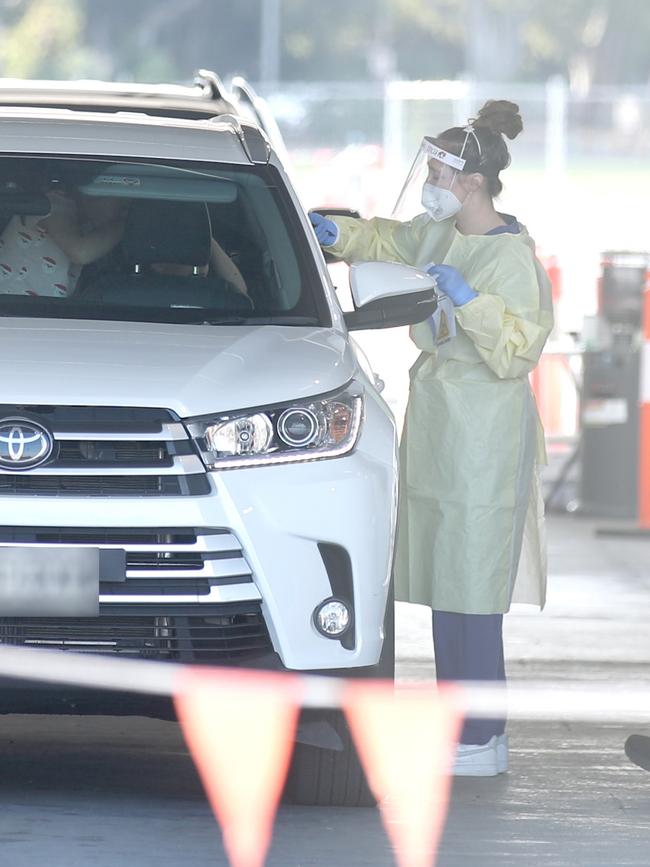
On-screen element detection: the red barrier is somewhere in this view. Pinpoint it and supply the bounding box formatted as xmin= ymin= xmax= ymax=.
xmin=530 ymin=354 xmax=572 ymax=438
xmin=175 ymin=669 xmax=301 ymax=867
xmin=544 ymin=254 xmax=563 ymax=306
xmin=175 ymin=668 xmax=464 ymax=867
xmin=530 ymin=255 xmax=578 ymax=439
xmin=344 ymin=682 xmax=463 ymax=867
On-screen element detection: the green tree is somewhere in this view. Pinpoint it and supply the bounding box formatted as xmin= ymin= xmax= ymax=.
xmin=1 ymin=0 xmax=650 ymax=87
xmin=0 ymin=0 xmax=90 ymax=79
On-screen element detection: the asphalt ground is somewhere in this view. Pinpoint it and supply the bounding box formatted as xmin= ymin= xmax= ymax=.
xmin=0 ymin=513 xmax=648 ymax=866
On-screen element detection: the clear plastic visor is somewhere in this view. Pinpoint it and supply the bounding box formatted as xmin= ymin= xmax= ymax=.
xmin=392 ymin=138 xmax=466 ymax=221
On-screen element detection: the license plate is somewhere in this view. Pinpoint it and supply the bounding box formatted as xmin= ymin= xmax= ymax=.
xmin=0 ymin=548 xmax=100 ymax=616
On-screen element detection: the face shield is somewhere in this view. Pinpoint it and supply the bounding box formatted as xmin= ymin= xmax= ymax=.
xmin=392 ymin=135 xmax=470 ymax=223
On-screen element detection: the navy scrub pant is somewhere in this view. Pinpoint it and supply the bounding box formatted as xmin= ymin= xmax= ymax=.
xmin=432 ymin=610 xmax=506 ymax=745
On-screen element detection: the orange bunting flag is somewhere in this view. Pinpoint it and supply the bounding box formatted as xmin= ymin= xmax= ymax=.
xmin=344 ymin=682 xmax=464 ymax=867
xmin=174 ymin=667 xmax=301 ymax=867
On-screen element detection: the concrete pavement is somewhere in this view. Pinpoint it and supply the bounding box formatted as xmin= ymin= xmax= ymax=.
xmin=398 ymin=514 xmax=650 ymax=866
xmin=0 ymin=513 xmax=647 ymax=865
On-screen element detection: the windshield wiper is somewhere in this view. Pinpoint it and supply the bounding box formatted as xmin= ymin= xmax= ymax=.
xmin=0 ymin=304 xmax=322 ymax=328
xmin=201 ymin=315 xmax=321 ymax=326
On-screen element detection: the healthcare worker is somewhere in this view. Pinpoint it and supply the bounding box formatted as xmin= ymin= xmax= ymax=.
xmin=311 ymin=100 xmax=553 ymax=777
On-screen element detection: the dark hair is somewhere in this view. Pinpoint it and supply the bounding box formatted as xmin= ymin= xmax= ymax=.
xmin=433 ymin=100 xmax=523 ymax=197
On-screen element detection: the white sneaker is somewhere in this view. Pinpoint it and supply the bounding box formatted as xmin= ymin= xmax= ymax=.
xmin=453 ymin=735 xmax=499 ymax=776
xmin=496 ymin=733 xmax=509 ymax=774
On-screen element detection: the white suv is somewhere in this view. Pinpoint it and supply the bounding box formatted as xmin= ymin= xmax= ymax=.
xmin=0 ymin=94 xmax=436 ymax=805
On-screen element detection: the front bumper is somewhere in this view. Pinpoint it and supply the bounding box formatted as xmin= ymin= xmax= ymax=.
xmin=0 ymin=390 xmax=398 ymax=671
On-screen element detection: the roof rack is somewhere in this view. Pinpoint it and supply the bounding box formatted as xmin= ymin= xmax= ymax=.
xmin=229 ymin=76 xmax=291 ymax=168
xmin=0 ymin=72 xmax=230 ymax=104
xmin=194 ymin=69 xmax=227 ymax=101
xmin=0 ymin=70 xmax=265 ymax=110
xmin=213 ymin=114 xmax=271 ymax=165
xmin=0 ymin=71 xmax=288 ymax=165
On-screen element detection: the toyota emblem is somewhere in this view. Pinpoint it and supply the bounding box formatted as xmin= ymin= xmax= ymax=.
xmin=0 ymin=418 xmax=54 ymax=470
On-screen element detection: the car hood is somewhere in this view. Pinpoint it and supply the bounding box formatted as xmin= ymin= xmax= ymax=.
xmin=0 ymin=319 xmax=356 ymax=417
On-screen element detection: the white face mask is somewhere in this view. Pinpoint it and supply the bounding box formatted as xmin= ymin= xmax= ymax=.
xmin=421 ymin=181 xmax=463 ymax=222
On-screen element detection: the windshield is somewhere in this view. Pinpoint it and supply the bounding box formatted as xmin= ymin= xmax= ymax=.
xmin=0 ymin=156 xmax=328 ymax=327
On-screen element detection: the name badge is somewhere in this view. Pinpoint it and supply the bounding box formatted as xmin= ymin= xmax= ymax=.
xmin=428 ymin=294 xmax=456 ymax=346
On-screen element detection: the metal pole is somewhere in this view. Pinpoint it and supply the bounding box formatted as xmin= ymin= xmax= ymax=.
xmin=260 ymin=0 xmax=281 ymax=87
xmin=545 ymin=75 xmax=568 ymax=184
xmin=382 ymin=80 xmax=404 ymax=210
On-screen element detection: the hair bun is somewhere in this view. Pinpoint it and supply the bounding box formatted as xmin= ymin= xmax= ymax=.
xmin=474 ymin=100 xmax=523 ymax=141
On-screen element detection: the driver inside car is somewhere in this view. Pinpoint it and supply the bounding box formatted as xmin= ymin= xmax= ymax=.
xmin=79 ymin=198 xmax=253 ymax=314
xmin=86 ymin=195 xmax=249 ymax=296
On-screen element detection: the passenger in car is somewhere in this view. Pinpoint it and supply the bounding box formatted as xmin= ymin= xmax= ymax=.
xmin=0 ymin=188 xmax=127 ymax=298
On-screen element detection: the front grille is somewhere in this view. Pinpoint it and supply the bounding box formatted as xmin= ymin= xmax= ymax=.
xmin=0 ymin=612 xmax=272 ymax=661
xmin=127 ymin=553 xmax=204 ymax=569
xmin=0 ymin=474 xmax=210 ymax=497
xmin=0 ymin=405 xmax=208 ymax=498
xmin=0 ymin=526 xmax=254 ymax=597
xmin=99 ymin=579 xmax=210 ymax=596
xmin=56 ymin=440 xmax=193 ymax=467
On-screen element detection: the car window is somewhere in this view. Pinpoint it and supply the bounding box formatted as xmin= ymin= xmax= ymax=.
xmin=0 ymin=156 xmax=328 ymax=327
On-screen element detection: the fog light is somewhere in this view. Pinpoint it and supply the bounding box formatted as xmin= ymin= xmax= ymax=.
xmin=313 ymin=598 xmax=351 ymax=638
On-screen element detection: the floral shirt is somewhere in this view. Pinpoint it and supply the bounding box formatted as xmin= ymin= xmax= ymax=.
xmin=0 ymin=215 xmax=81 ymax=297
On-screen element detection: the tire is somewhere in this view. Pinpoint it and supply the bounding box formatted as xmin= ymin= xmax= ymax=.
xmin=283 ymin=581 xmax=395 ymax=807
xmin=284 ymin=708 xmax=375 ymax=807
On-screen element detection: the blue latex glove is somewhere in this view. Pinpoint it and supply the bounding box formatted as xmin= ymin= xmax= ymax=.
xmin=427 ymin=264 xmax=478 ymax=307
xmin=310 ymin=212 xmax=339 ymax=247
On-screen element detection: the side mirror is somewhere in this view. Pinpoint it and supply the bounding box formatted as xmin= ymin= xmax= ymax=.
xmin=343 ymin=261 xmax=438 ymax=331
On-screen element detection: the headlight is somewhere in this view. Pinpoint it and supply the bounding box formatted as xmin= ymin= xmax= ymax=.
xmin=277 ymin=407 xmax=320 ymax=448
xmin=186 ymin=383 xmax=364 ymax=470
